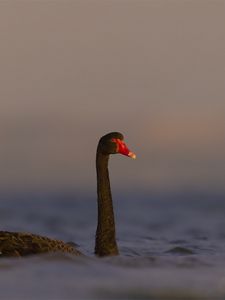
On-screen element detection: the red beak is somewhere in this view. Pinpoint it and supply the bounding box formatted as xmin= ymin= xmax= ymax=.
xmin=112 ymin=139 xmax=136 ymax=159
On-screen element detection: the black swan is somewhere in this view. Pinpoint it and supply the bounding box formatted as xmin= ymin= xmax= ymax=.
xmin=0 ymin=132 xmax=136 ymax=257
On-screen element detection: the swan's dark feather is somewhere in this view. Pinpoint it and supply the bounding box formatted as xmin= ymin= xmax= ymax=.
xmin=0 ymin=132 xmax=133 ymax=258
xmin=0 ymin=231 xmax=82 ymax=257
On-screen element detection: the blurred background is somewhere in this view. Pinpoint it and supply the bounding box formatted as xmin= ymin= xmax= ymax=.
xmin=1 ymin=3 xmax=225 ymax=298
xmin=0 ymin=0 xmax=225 ymax=196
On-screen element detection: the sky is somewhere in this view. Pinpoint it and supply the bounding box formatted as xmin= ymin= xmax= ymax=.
xmin=0 ymin=0 xmax=225 ymax=194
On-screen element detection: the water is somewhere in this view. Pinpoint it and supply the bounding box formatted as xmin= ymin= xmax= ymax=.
xmin=1 ymin=190 xmax=225 ymax=299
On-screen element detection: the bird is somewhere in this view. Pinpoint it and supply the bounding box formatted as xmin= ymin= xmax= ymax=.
xmin=0 ymin=132 xmax=136 ymax=257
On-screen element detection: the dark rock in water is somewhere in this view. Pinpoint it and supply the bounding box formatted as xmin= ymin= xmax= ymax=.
xmin=165 ymin=246 xmax=194 ymax=255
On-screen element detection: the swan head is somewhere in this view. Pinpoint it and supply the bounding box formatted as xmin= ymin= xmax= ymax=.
xmin=98 ymin=132 xmax=136 ymax=159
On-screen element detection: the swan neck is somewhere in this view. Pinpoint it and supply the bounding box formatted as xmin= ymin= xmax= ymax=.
xmin=95 ymin=150 xmax=119 ymax=256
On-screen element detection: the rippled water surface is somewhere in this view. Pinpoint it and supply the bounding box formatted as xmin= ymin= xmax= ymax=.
xmin=1 ymin=191 xmax=225 ymax=299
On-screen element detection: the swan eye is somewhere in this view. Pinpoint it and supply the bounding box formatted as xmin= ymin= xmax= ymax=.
xmin=111 ymin=138 xmax=125 ymax=152
xmin=111 ymin=138 xmax=120 ymax=152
